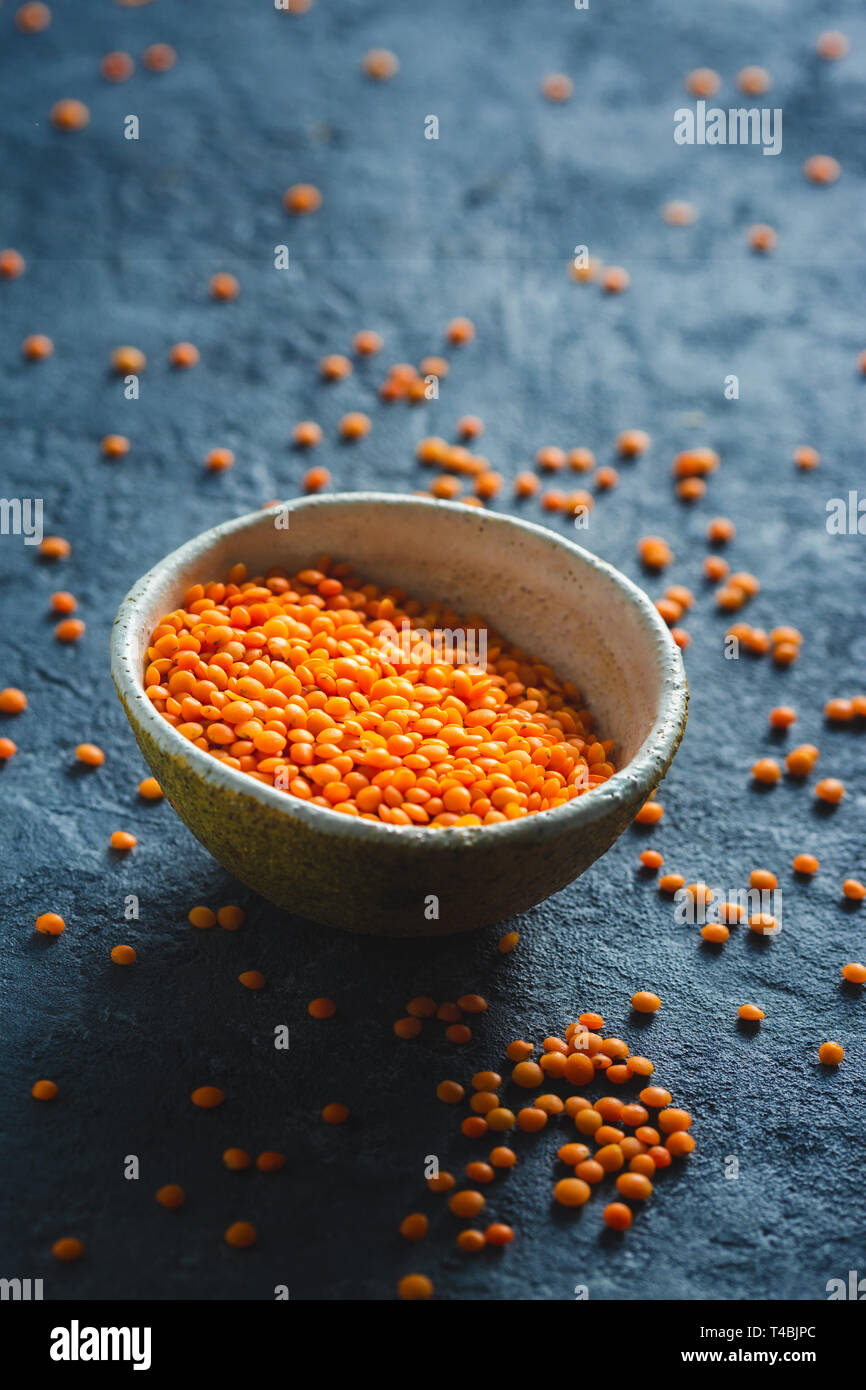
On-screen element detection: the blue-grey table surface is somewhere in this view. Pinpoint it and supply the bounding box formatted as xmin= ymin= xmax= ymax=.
xmin=1 ymin=0 xmax=864 ymax=1301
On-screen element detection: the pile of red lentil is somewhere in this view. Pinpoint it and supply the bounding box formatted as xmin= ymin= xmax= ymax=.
xmin=396 ymin=993 xmax=696 ymax=1299
xmin=141 ymin=559 xmax=615 ymax=826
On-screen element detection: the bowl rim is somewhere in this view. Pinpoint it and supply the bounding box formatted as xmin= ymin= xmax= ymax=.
xmin=110 ymin=492 xmax=687 ymax=850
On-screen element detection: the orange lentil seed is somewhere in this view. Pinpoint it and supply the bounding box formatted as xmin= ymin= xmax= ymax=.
xmin=191 ymin=1086 xmax=225 ymax=1108
xmin=397 ymin=1273 xmax=433 ymax=1299
xmin=110 ymin=831 xmax=136 ymax=851
xmin=685 ymin=67 xmax=720 ymax=97
xmin=52 ymin=1237 xmax=84 ymax=1261
xmin=101 ymin=51 xmax=135 ymax=82
xmin=225 ymin=1221 xmax=256 ymax=1248
xmin=155 ymin=1184 xmax=185 ymax=1208
xmin=302 ymin=465 xmax=331 ymax=493
xmin=362 ymin=49 xmax=399 ymax=80
xmin=205 ymin=448 xmax=234 ymax=473
xmin=0 ymin=248 xmax=26 ymax=278
xmin=216 ymin=905 xmax=244 ymax=932
xmin=738 ymin=1004 xmax=764 ymax=1021
xmin=74 ymin=743 xmax=105 ymax=766
xmin=815 ymin=778 xmax=844 ymax=804
xmin=51 ymin=100 xmax=90 ymax=131
xmin=188 ymin=906 xmax=216 ymax=929
xmin=169 ymin=341 xmax=199 ymax=369
xmin=399 ymin=1213 xmax=428 ymax=1241
xmin=22 ymin=334 xmax=54 ymax=360
xmin=284 ymin=183 xmax=322 ymax=215
xmin=36 ymin=912 xmax=65 ymax=936
xmin=631 ymin=991 xmax=661 ymax=1014
xmin=101 ymin=434 xmax=130 ymax=459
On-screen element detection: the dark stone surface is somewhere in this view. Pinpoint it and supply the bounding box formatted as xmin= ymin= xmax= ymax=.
xmin=1 ymin=0 xmax=864 ymax=1301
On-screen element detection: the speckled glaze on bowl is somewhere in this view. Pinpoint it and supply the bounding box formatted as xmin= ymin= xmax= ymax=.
xmin=111 ymin=494 xmax=687 ymax=935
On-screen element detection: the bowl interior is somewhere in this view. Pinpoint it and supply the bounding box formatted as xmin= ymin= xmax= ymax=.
xmin=118 ymin=494 xmax=682 ymax=783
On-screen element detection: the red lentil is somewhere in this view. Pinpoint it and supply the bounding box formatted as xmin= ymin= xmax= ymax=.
xmin=155 ymin=1184 xmax=185 ymax=1208
xmin=398 ymin=1273 xmax=433 ymax=1298
xmin=111 ymin=345 xmax=146 ymax=374
xmin=752 ymin=758 xmax=781 ymax=785
xmin=541 ymin=73 xmax=573 ymax=102
xmin=803 ymin=155 xmax=840 ymax=185
xmin=602 ymin=266 xmax=630 ymax=293
xmin=101 ymin=434 xmax=130 ymax=459
xmin=0 ymin=248 xmax=26 ymax=278
xmin=701 ymin=923 xmax=729 ymax=943
xmin=638 ymin=536 xmax=673 ymax=569
xmin=747 ymin=224 xmax=778 ymax=253
xmin=616 ymin=429 xmax=651 ymax=458
xmin=169 ymin=342 xmax=199 ymax=369
xmin=101 ymin=51 xmax=134 ymax=82
xmin=353 ymin=330 xmax=383 ymax=355
xmin=662 ymin=201 xmax=697 ymax=226
xmin=794 ymin=445 xmax=819 ymax=470
xmin=284 ymin=184 xmax=322 ymax=214
xmin=461 ymin=1116 xmax=488 ymax=1139
xmin=205 ymin=448 xmax=234 ymax=473
xmin=110 ymin=831 xmax=136 ymax=851
xmin=446 ymin=317 xmax=475 ymax=346
xmin=225 ymin=1221 xmax=256 ymax=1248
xmin=191 ymin=1086 xmax=224 ymax=1108
xmin=22 ymin=334 xmax=53 ymax=361
xmin=36 ymin=912 xmax=65 ymax=936
xmin=302 ymin=465 xmax=330 ymax=492
xmin=399 ymin=1213 xmax=427 ymax=1240
xmin=631 ymin=991 xmax=661 ymax=1014
xmin=815 ymin=778 xmax=844 ymax=804
xmin=786 ymin=745 xmax=819 ymax=777
xmin=73 ymin=743 xmax=104 ymax=767
xmin=816 ymin=31 xmax=849 ymax=60
xmin=51 ymin=100 xmax=90 ymax=131
xmin=52 ymin=1238 xmax=84 ymax=1261
xmin=685 ymin=68 xmax=720 ymax=97
xmin=218 ymin=905 xmax=245 ymax=930
xmin=223 ymin=1149 xmax=252 ymax=1171
xmin=362 ymin=49 xmax=399 ymax=80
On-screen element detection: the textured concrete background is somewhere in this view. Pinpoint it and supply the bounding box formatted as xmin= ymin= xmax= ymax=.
xmin=1 ymin=0 xmax=864 ymax=1301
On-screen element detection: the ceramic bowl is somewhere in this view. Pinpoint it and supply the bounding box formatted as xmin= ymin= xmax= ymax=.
xmin=110 ymin=494 xmax=687 ymax=935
